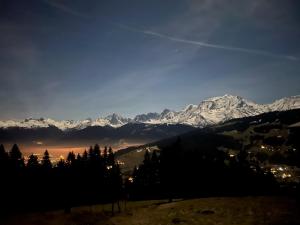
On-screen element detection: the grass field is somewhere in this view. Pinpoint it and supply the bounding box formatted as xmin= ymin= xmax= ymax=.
xmin=1 ymin=196 xmax=299 ymax=225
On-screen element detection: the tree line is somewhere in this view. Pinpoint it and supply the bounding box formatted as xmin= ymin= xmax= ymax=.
xmin=0 ymin=137 xmax=282 ymax=214
xmin=127 ymin=138 xmax=279 ymax=200
xmin=0 ymin=144 xmax=122 ymax=214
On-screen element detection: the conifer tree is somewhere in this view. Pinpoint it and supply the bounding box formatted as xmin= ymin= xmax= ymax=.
xmin=67 ymin=151 xmax=76 ymax=165
xmin=143 ymin=150 xmax=151 ymax=165
xmin=27 ymin=154 xmax=40 ymax=169
xmin=0 ymin=144 xmax=8 ymax=171
xmin=9 ymin=144 xmax=22 ymax=160
xmin=82 ymin=150 xmax=88 ymax=161
xmin=9 ymin=144 xmax=24 ymax=169
xmin=88 ymin=146 xmax=95 ymax=161
xmin=57 ymin=158 xmax=66 ymax=169
xmin=103 ymin=146 xmax=108 ymax=165
xmin=0 ymin=144 xmax=8 ymax=160
xmin=107 ymin=147 xmax=115 ymax=166
xmin=76 ymin=153 xmax=82 ymax=161
xmin=132 ymin=166 xmax=138 ymax=180
xmin=94 ymin=144 xmax=101 ymax=160
xmin=150 ymin=150 xmax=160 ymax=186
xmin=41 ymin=150 xmax=52 ymax=169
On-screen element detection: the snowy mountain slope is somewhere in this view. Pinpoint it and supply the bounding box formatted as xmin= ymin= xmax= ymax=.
xmin=0 ymin=114 xmax=131 ymax=131
xmin=0 ymin=118 xmax=81 ymax=130
xmin=0 ymin=95 xmax=299 ymax=130
xmin=134 ymin=112 xmax=160 ymax=122
xmin=134 ymin=94 xmax=300 ymax=127
xmin=268 ymin=95 xmax=300 ymax=111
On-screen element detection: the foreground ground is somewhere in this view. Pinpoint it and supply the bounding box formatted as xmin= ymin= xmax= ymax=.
xmin=1 ymin=196 xmax=299 ymax=225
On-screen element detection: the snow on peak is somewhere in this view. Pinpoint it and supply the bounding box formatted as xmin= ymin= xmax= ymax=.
xmin=132 ymin=94 xmax=300 ymax=127
xmin=89 ymin=113 xmax=131 ymax=128
xmin=268 ymin=95 xmax=300 ymax=111
xmin=134 ymin=112 xmax=160 ymax=122
xmin=105 ymin=113 xmax=132 ymax=126
xmin=183 ymin=104 xmax=198 ymax=112
xmin=1 ymin=95 xmax=300 ymax=130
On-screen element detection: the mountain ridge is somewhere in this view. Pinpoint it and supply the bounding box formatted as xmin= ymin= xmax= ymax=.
xmin=1 ymin=94 xmax=299 ymax=131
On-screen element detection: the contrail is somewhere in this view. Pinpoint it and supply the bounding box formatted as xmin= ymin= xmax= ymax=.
xmin=116 ymin=23 xmax=299 ymax=61
xmin=40 ymin=2 xmax=299 ymax=62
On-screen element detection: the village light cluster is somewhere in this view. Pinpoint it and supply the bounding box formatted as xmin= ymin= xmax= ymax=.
xmin=270 ymin=166 xmax=294 ymax=180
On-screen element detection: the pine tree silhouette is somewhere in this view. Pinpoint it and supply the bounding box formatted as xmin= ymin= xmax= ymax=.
xmin=27 ymin=154 xmax=40 ymax=169
xmin=0 ymin=144 xmax=8 ymax=160
xmin=108 ymin=147 xmax=115 ymax=166
xmin=41 ymin=150 xmax=52 ymax=169
xmin=103 ymin=146 xmax=108 ymax=164
xmin=9 ymin=144 xmax=24 ymax=169
xmin=57 ymin=158 xmax=66 ymax=169
xmin=67 ymin=151 xmax=76 ymax=165
xmin=94 ymin=144 xmax=101 ymax=159
xmin=0 ymin=144 xmax=9 ymax=176
xmin=9 ymin=144 xmax=22 ymax=160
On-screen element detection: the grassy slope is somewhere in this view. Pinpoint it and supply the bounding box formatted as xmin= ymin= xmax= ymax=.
xmin=1 ymin=197 xmax=299 ymax=225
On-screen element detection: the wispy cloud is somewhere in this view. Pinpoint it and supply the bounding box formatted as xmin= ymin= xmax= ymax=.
xmin=116 ymin=23 xmax=299 ymax=61
xmin=43 ymin=0 xmax=89 ymax=19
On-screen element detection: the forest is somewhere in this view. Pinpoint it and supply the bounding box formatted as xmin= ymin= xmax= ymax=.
xmin=0 ymin=144 xmax=122 ymax=215
xmin=1 ymin=135 xmax=288 ymax=218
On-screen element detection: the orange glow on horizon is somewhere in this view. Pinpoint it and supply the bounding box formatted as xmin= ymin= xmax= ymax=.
xmin=2 ymin=142 xmax=144 ymax=158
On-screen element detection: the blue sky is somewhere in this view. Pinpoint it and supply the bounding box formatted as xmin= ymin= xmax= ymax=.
xmin=0 ymin=0 xmax=300 ymax=119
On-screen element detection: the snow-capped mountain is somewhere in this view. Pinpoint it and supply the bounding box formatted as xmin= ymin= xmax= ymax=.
xmin=104 ymin=113 xmax=132 ymax=126
xmin=134 ymin=112 xmax=160 ymax=122
xmin=134 ymin=94 xmax=300 ymax=127
xmin=0 ymin=95 xmax=300 ymax=130
xmin=268 ymin=95 xmax=300 ymax=111
xmin=0 ymin=113 xmax=131 ymax=131
xmin=0 ymin=118 xmax=82 ymax=130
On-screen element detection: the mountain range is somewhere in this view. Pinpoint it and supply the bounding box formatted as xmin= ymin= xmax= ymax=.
xmin=116 ymin=108 xmax=300 ymax=174
xmin=1 ymin=94 xmax=300 ymax=131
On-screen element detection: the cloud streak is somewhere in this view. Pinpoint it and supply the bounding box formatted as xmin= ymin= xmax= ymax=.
xmin=116 ymin=23 xmax=299 ymax=61
xmin=42 ymin=1 xmax=298 ymax=62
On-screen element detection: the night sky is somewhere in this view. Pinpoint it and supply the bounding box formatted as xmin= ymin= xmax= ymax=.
xmin=0 ymin=0 xmax=300 ymax=120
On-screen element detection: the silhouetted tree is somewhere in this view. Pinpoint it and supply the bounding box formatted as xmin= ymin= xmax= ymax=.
xmin=9 ymin=144 xmax=22 ymax=159
xmin=41 ymin=150 xmax=52 ymax=169
xmin=160 ymin=137 xmax=182 ymax=202
xmin=0 ymin=144 xmax=8 ymax=160
xmin=67 ymin=151 xmax=76 ymax=165
xmin=0 ymin=143 xmax=128 ymax=213
xmin=27 ymin=154 xmax=40 ymax=169
xmin=82 ymin=150 xmax=88 ymax=162
xmin=57 ymin=158 xmax=66 ymax=169
xmin=0 ymin=144 xmax=8 ymax=171
xmin=109 ymin=163 xmax=122 ymax=215
xmin=103 ymin=146 xmax=108 ymax=164
xmin=76 ymin=153 xmax=82 ymax=161
xmin=94 ymin=144 xmax=101 ymax=159
xmin=150 ymin=150 xmax=160 ymax=188
xmin=237 ymin=149 xmax=249 ymax=166
xmin=88 ymin=146 xmax=94 ymax=161
xmin=9 ymin=144 xmax=24 ymax=169
xmin=108 ymin=147 xmax=114 ymax=166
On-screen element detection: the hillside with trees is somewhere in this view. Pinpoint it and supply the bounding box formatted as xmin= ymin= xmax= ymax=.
xmin=0 ymin=144 xmax=122 ymax=215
